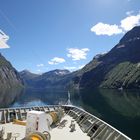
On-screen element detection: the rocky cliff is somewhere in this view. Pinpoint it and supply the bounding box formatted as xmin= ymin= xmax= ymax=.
xmin=0 ymin=53 xmax=23 ymax=89
xmin=0 ymin=53 xmax=23 ymax=107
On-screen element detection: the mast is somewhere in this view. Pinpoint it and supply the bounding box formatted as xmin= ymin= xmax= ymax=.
xmin=66 ymin=91 xmax=72 ymax=105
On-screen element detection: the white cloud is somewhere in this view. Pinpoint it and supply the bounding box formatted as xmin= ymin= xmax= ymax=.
xmin=48 ymin=57 xmax=65 ymax=65
xmin=120 ymin=14 xmax=140 ymax=31
xmin=91 ymin=22 xmax=123 ymax=36
xmin=37 ymin=64 xmax=44 ymax=67
xmin=126 ymin=11 xmax=134 ymax=16
xmin=91 ymin=13 xmax=140 ymax=36
xmin=0 ymin=30 xmax=10 ymax=49
xmin=37 ymin=69 xmax=41 ymax=72
xmin=67 ymin=48 xmax=89 ymax=61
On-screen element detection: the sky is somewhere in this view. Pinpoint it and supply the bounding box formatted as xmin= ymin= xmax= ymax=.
xmin=0 ymin=0 xmax=140 ymax=73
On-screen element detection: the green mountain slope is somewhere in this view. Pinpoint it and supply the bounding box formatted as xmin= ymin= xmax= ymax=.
xmin=74 ymin=26 xmax=140 ymax=89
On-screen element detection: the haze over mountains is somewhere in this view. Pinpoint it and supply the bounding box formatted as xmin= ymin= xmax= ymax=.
xmin=0 ymin=26 xmax=140 ymax=91
xmin=20 ymin=69 xmax=73 ymax=89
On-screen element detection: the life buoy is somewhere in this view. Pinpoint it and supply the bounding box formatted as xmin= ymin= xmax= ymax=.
xmin=24 ymin=131 xmax=50 ymax=140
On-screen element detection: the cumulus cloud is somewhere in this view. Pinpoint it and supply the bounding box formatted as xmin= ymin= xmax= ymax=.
xmin=126 ymin=11 xmax=134 ymax=16
xmin=120 ymin=14 xmax=140 ymax=31
xmin=91 ymin=13 xmax=140 ymax=36
xmin=91 ymin=22 xmax=122 ymax=36
xmin=48 ymin=57 xmax=65 ymax=65
xmin=0 ymin=30 xmax=10 ymax=49
xmin=67 ymin=48 xmax=89 ymax=61
xmin=37 ymin=64 xmax=44 ymax=67
xmin=37 ymin=69 xmax=41 ymax=72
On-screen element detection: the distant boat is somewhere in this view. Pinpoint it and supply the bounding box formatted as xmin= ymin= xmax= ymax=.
xmin=118 ymin=87 xmax=123 ymax=91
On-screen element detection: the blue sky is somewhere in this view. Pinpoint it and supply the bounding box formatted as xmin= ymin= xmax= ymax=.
xmin=0 ymin=0 xmax=140 ymax=73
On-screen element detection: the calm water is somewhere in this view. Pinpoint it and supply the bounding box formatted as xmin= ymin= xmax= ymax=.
xmin=8 ymin=88 xmax=140 ymax=140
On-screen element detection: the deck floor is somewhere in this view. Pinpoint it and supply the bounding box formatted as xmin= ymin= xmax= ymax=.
xmin=51 ymin=115 xmax=90 ymax=140
xmin=0 ymin=123 xmax=26 ymax=140
xmin=0 ymin=115 xmax=90 ymax=140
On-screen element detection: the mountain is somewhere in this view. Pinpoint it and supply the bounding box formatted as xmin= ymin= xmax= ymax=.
xmin=20 ymin=69 xmax=75 ymax=89
xmin=0 ymin=53 xmax=24 ymax=107
xmin=20 ymin=70 xmax=40 ymax=79
xmin=0 ymin=53 xmax=23 ymax=89
xmin=20 ymin=70 xmax=40 ymax=86
xmin=73 ymin=26 xmax=140 ymax=89
xmin=21 ymin=26 xmax=140 ymax=90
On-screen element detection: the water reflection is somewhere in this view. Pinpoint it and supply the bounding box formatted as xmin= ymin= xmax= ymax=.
xmin=100 ymin=89 xmax=140 ymax=118
xmin=71 ymin=89 xmax=140 ymax=140
xmin=11 ymin=88 xmax=68 ymax=107
xmin=9 ymin=88 xmax=140 ymax=139
xmin=0 ymin=88 xmax=23 ymax=108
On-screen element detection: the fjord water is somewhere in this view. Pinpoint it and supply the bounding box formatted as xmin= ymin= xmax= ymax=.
xmin=10 ymin=88 xmax=140 ymax=140
xmin=71 ymin=89 xmax=140 ymax=140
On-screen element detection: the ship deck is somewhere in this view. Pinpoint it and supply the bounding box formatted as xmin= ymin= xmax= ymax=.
xmin=51 ymin=115 xmax=90 ymax=140
xmin=0 ymin=123 xmax=26 ymax=139
xmin=0 ymin=105 xmax=132 ymax=140
xmin=0 ymin=115 xmax=90 ymax=140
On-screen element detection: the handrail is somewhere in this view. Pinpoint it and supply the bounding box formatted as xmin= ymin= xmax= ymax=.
xmin=0 ymin=105 xmax=132 ymax=140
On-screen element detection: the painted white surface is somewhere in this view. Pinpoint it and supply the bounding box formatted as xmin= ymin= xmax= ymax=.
xmin=26 ymin=111 xmax=49 ymax=135
xmin=0 ymin=123 xmax=26 ymax=140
